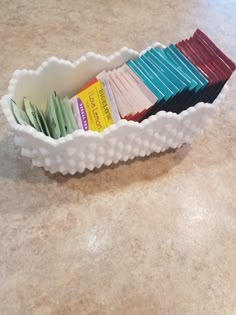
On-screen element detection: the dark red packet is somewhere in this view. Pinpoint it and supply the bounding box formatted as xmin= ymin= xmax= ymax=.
xmin=188 ymin=36 xmax=229 ymax=102
xmin=187 ymin=39 xmax=219 ymax=82
xmin=176 ymin=39 xmax=218 ymax=104
xmin=191 ymin=35 xmax=231 ymax=81
xmin=191 ymin=34 xmax=232 ymax=100
xmin=194 ymin=29 xmax=236 ymax=73
xmin=180 ymin=39 xmax=215 ymax=83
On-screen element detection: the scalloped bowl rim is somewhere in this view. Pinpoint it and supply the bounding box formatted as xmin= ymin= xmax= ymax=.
xmin=0 ymin=42 xmax=228 ymax=148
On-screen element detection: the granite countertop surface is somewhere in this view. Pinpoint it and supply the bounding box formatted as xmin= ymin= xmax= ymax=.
xmin=0 ymin=0 xmax=236 ymax=314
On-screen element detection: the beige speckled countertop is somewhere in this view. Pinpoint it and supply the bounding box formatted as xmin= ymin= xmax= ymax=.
xmin=0 ymin=0 xmax=236 ymax=314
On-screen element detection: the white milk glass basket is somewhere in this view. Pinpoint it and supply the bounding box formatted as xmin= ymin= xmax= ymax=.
xmin=1 ymin=43 xmax=228 ymax=174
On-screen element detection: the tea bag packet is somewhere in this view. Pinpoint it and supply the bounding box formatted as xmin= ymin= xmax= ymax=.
xmin=63 ymin=97 xmax=78 ymax=131
xmin=39 ymin=110 xmax=51 ymax=136
xmin=177 ymin=35 xmax=229 ymax=103
xmin=79 ymin=77 xmax=98 ymax=92
xmin=11 ymin=99 xmax=31 ymax=126
xmin=23 ymin=97 xmax=41 ymax=130
xmin=111 ymin=68 xmax=148 ymax=121
xmin=70 ymin=79 xmax=114 ymax=132
xmin=107 ymin=70 xmax=134 ymax=119
xmin=134 ymin=57 xmax=174 ymax=100
xmin=194 ymin=29 xmax=236 ymax=73
xmin=108 ymin=80 xmax=127 ymax=119
xmin=70 ymin=79 xmax=99 ymax=130
xmin=139 ymin=54 xmax=182 ymax=115
xmin=23 ymin=97 xmax=51 ymax=136
xmin=127 ymin=60 xmax=170 ymax=120
xmin=114 ymin=68 xmax=142 ymax=114
xmin=191 ymin=30 xmax=235 ymax=99
xmin=165 ymin=45 xmax=207 ymax=108
xmin=140 ymin=55 xmax=180 ymax=95
xmin=161 ymin=45 xmax=199 ymax=109
xmin=163 ymin=45 xmax=208 ymax=113
xmin=176 ymin=40 xmax=215 ymax=103
xmin=146 ymin=49 xmax=193 ymax=114
xmin=121 ymin=64 xmax=158 ymax=121
xmin=111 ymin=65 xmax=154 ymax=121
xmin=133 ymin=55 xmax=179 ymax=118
xmin=154 ymin=48 xmax=197 ymax=91
xmin=96 ymin=71 xmax=121 ymax=123
xmin=54 ymin=93 xmax=74 ymax=135
xmin=109 ymin=69 xmax=137 ymax=118
xmin=126 ymin=60 xmax=164 ymax=102
xmin=177 ymin=41 xmax=211 ymax=81
xmin=168 ymin=44 xmax=209 ymax=89
xmin=122 ymin=64 xmax=158 ymax=105
xmin=180 ymin=39 xmax=225 ymax=104
xmin=145 ymin=50 xmax=187 ymax=93
xmin=72 ymin=99 xmax=83 ymax=129
xmin=150 ymin=48 xmax=197 ymax=113
xmin=118 ymin=65 xmax=154 ymax=120
xmin=45 ymin=94 xmax=61 ymax=139
xmin=52 ymin=93 xmax=67 ymax=137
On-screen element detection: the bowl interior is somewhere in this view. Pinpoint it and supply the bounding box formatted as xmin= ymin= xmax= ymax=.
xmin=10 ymin=49 xmax=139 ymax=110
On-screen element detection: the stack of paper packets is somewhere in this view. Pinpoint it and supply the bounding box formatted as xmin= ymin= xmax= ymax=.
xmin=11 ymin=29 xmax=235 ymax=139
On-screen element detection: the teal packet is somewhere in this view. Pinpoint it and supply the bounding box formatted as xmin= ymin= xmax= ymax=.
xmin=153 ymin=48 xmax=197 ymax=91
xmin=126 ymin=60 xmax=164 ymax=101
xmin=134 ymin=57 xmax=174 ymax=101
xmin=139 ymin=54 xmax=188 ymax=113
xmin=146 ymin=50 xmax=187 ymax=92
xmin=143 ymin=51 xmax=192 ymax=114
xmin=140 ymin=50 xmax=193 ymax=116
xmin=163 ymin=45 xmax=211 ymax=113
xmin=149 ymin=48 xmax=203 ymax=113
xmin=163 ymin=45 xmax=209 ymax=113
xmin=165 ymin=44 xmax=208 ymax=92
xmin=169 ymin=44 xmax=209 ymax=87
xmin=140 ymin=55 xmax=180 ymax=95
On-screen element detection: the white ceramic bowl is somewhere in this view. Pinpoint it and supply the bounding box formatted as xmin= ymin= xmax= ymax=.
xmin=0 ymin=43 xmax=228 ymax=174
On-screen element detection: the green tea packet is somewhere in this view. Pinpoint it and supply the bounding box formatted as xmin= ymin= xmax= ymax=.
xmin=45 ymin=94 xmax=61 ymax=139
xmin=23 ymin=97 xmax=41 ymax=131
xmin=32 ymin=104 xmax=45 ymax=133
xmin=39 ymin=110 xmax=51 ymax=137
xmin=63 ymin=97 xmax=78 ymax=131
xmin=11 ymin=99 xmax=31 ymax=126
xmin=56 ymin=94 xmax=73 ymax=134
xmin=24 ymin=97 xmax=51 ymax=136
xmin=53 ymin=93 xmax=66 ymax=137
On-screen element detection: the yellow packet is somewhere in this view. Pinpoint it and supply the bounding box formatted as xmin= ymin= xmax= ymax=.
xmin=71 ymin=79 xmax=114 ymax=132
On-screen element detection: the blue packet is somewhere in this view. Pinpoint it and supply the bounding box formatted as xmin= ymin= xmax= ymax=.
xmin=143 ymin=50 xmax=195 ymax=114
xmin=153 ymin=48 xmax=197 ymax=91
xmin=144 ymin=51 xmax=186 ymax=93
xmin=169 ymin=44 xmax=209 ymax=87
xmin=134 ymin=57 xmax=173 ymax=100
xmin=126 ymin=60 xmax=164 ymax=101
xmin=164 ymin=45 xmax=208 ymax=92
xmin=140 ymin=55 xmax=180 ymax=96
xmin=146 ymin=49 xmax=187 ymax=92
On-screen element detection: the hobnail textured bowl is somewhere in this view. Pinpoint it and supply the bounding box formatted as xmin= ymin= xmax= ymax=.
xmin=0 ymin=43 xmax=228 ymax=174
